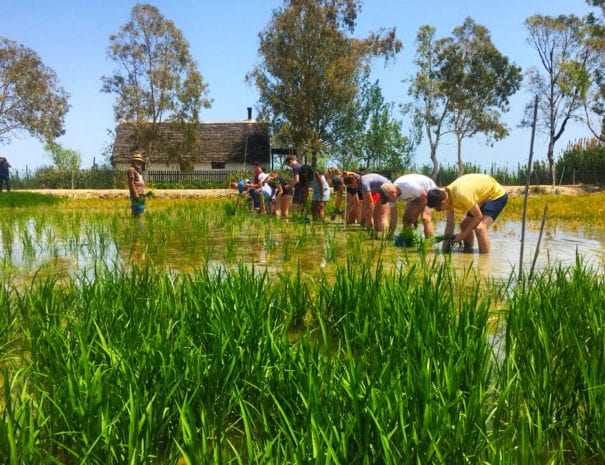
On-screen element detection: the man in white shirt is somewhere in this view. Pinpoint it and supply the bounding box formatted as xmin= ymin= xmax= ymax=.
xmin=380 ymin=173 xmax=437 ymax=237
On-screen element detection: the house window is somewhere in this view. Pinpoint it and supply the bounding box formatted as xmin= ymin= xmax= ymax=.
xmin=211 ymin=162 xmax=226 ymax=169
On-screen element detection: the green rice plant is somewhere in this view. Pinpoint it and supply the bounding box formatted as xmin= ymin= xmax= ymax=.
xmin=224 ymin=235 xmax=238 ymax=263
xmin=282 ymin=239 xmax=291 ymax=262
xmin=18 ymin=227 xmax=35 ymax=258
xmin=223 ymin=200 xmax=238 ymax=216
xmin=496 ymin=257 xmax=605 ymax=463
xmin=1 ymin=223 xmax=15 ymax=258
xmin=324 ymin=231 xmax=339 ymax=263
xmin=394 ymin=225 xmax=420 ymax=247
xmin=344 ymin=231 xmax=363 ymax=263
xmin=263 ymin=225 xmax=276 ymax=252
xmin=0 ymin=191 xmax=64 ymax=208
xmin=1 ymin=195 xmax=605 ymax=463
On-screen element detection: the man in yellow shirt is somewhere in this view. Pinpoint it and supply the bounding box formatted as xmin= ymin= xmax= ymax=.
xmin=426 ymin=174 xmax=508 ymax=253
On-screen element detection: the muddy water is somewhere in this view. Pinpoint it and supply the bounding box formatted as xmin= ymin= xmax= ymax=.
xmin=427 ymin=219 xmax=605 ymax=280
xmin=1 ymin=218 xmax=603 ymax=283
xmin=122 ymin=219 xmax=605 ymax=282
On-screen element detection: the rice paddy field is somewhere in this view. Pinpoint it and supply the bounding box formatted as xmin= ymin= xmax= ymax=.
xmin=1 ymin=191 xmax=604 ymax=464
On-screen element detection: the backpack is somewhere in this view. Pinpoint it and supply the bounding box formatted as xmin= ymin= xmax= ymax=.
xmin=299 ymin=164 xmax=315 ymax=186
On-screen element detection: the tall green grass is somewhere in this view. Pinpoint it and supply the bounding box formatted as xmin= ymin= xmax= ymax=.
xmin=0 ymin=191 xmax=64 ymax=208
xmin=496 ymin=258 xmax=605 ymax=464
xmin=1 ymin=259 xmax=603 ymax=464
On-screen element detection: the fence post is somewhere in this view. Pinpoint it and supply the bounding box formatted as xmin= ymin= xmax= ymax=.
xmin=519 ymin=95 xmax=538 ymax=282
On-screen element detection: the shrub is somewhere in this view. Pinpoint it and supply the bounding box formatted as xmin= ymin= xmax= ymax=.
xmin=557 ymin=138 xmax=605 ymax=185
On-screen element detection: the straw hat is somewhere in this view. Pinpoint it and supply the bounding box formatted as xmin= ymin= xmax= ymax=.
xmin=131 ymin=152 xmax=145 ymax=163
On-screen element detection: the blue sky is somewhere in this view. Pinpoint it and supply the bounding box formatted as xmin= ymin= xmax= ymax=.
xmin=1 ymin=0 xmax=596 ymax=175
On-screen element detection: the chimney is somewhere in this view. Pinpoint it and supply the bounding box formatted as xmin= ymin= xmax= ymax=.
xmin=247 ymin=107 xmax=253 ymax=120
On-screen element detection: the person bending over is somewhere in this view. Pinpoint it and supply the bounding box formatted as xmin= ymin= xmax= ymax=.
xmin=426 ymin=174 xmax=508 ymax=254
xmin=380 ymin=173 xmax=437 ymax=236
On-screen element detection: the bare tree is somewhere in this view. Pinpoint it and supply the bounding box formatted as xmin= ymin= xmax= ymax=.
xmin=523 ymin=14 xmax=598 ymax=185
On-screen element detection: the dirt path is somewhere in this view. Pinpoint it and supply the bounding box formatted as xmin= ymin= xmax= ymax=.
xmin=15 ymin=184 xmax=602 ymax=200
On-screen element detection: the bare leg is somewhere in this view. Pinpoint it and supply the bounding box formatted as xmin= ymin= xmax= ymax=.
xmin=460 ymin=216 xmax=475 ymax=252
xmin=475 ymin=217 xmax=494 ymax=254
xmin=403 ymin=201 xmax=422 ymax=228
xmin=373 ymin=201 xmax=390 ymax=232
xmin=361 ymin=193 xmax=374 ymax=228
xmin=347 ymin=194 xmax=361 ymax=224
xmin=421 ymin=206 xmax=434 ymax=238
xmin=299 ymin=188 xmax=309 ymax=216
xmin=311 ymin=200 xmax=319 ymax=220
xmin=281 ymin=195 xmax=292 ymax=218
xmin=317 ymin=201 xmax=325 ymax=221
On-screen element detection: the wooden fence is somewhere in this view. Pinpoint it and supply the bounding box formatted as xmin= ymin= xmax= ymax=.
xmin=145 ymin=169 xmax=242 ymax=184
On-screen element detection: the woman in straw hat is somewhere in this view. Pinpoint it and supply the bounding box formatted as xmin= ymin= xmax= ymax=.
xmin=128 ymin=151 xmax=146 ymax=218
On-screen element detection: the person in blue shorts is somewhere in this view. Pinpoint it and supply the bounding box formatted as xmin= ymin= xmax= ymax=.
xmin=127 ymin=152 xmax=146 ymax=218
xmin=426 ymin=174 xmax=508 ymax=253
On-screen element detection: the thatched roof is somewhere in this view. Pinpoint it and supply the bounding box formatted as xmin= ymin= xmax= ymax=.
xmin=111 ymin=121 xmax=270 ymax=165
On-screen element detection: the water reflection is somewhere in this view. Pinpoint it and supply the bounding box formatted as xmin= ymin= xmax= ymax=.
xmin=0 ymin=215 xmax=603 ymax=284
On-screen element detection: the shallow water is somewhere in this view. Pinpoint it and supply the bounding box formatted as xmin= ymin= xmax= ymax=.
xmin=1 ymin=214 xmax=603 ymax=284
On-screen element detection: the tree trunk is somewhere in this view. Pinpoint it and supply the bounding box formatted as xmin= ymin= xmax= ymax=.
xmin=430 ymin=143 xmax=439 ymax=181
xmin=456 ymin=136 xmax=464 ymax=177
xmin=547 ymin=138 xmax=556 ymax=187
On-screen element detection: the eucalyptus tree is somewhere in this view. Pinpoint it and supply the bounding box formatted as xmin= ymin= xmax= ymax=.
xmin=583 ymin=0 xmax=605 ymax=141
xmin=331 ymin=76 xmax=418 ymax=172
xmin=0 ymin=37 xmax=69 ymax=146
xmin=408 ymin=25 xmax=451 ymax=179
xmin=101 ymin=3 xmax=211 ymax=167
xmin=523 ymin=14 xmax=599 ymax=184
xmin=440 ymin=18 xmax=522 ymax=176
xmin=247 ymin=0 xmax=401 ymax=167
xmin=44 ymin=142 xmax=81 ymax=170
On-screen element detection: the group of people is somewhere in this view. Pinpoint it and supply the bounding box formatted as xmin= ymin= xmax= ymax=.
xmin=127 ymin=150 xmax=508 ymax=254
xmin=232 ymin=155 xmax=331 ymax=221
xmin=235 ymin=160 xmax=508 ymax=254
xmin=328 ymin=169 xmax=507 ymax=254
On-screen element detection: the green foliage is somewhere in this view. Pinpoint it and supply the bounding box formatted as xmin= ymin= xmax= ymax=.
xmin=440 ymin=17 xmax=522 ymax=176
xmin=331 ymin=75 xmax=420 ymax=171
xmin=583 ymin=2 xmax=605 ymax=140
xmin=0 ymin=191 xmax=64 ymax=207
xmin=523 ymin=14 xmax=597 ymax=183
xmin=101 ymin=3 xmax=211 ymax=160
xmin=247 ymin=0 xmax=401 ymax=166
xmin=503 ymin=262 xmax=605 ymax=461
xmin=394 ymin=226 xmax=421 ymax=247
xmin=2 ymin=258 xmax=604 ymax=462
xmin=408 ymin=19 xmax=521 ymax=179
xmin=44 ymin=142 xmax=81 ymax=170
xmin=557 ymin=138 xmax=605 ymax=184
xmin=0 ymin=36 xmax=69 ymax=143
xmin=408 ymin=25 xmax=452 ymax=178
xmin=14 ymin=166 xmax=124 ymax=189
